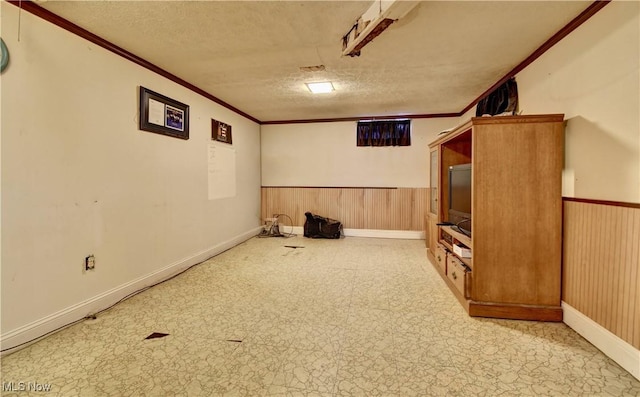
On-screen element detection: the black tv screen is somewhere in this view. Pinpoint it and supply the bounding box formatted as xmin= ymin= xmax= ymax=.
xmin=448 ymin=163 xmax=472 ymax=235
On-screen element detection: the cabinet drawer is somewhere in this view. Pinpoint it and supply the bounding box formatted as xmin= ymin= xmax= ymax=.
xmin=447 ymin=256 xmax=469 ymax=298
xmin=435 ymin=244 xmax=448 ymax=274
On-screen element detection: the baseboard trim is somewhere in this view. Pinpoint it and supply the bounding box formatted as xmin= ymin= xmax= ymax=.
xmin=344 ymin=228 xmax=424 ymax=239
xmin=283 ymin=226 xmax=424 ymax=240
xmin=0 ymin=226 xmax=264 ymax=355
xmin=562 ymin=302 xmax=640 ymax=380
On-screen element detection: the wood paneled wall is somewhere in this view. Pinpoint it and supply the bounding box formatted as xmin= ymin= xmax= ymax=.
xmin=261 ymin=187 xmax=428 ymax=231
xmin=563 ymin=199 xmax=640 ymax=349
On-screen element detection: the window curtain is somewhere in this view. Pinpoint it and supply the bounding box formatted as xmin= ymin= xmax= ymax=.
xmin=475 ymin=77 xmax=519 ymax=117
xmin=357 ymin=119 xmax=411 ymax=147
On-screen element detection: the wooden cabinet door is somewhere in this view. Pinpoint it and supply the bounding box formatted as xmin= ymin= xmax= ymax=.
xmin=429 ymin=149 xmax=438 ymax=215
xmin=427 ymin=215 xmax=439 ymax=256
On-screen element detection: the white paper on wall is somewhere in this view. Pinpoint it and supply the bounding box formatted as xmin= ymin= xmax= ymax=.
xmin=208 ymin=142 xmax=236 ymax=200
xmin=148 ymin=98 xmax=165 ymax=126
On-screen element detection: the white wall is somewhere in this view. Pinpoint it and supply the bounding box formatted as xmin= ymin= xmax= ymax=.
xmin=515 ymin=1 xmax=640 ymax=203
xmin=261 ymin=118 xmax=457 ymax=188
xmin=0 ymin=3 xmax=261 ymax=345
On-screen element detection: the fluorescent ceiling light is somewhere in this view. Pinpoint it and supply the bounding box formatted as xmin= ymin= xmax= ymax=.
xmin=306 ymin=82 xmax=334 ymax=94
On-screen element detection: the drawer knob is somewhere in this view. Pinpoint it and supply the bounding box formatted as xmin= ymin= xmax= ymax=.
xmin=452 ymin=272 xmax=457 ymax=280
xmin=437 ymin=255 xmax=441 ymax=262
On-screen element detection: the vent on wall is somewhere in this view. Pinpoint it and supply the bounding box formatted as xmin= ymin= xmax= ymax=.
xmin=299 ymin=65 xmax=326 ymax=72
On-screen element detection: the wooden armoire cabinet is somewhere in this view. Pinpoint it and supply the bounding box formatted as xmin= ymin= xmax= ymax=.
xmin=427 ymin=114 xmax=564 ymax=321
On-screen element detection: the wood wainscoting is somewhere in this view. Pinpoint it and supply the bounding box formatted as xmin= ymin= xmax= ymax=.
xmin=261 ymin=187 xmax=428 ymax=231
xmin=562 ymin=198 xmax=640 ymax=350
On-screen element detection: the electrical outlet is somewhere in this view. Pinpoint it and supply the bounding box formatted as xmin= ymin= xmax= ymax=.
xmin=85 ymin=255 xmax=95 ymax=271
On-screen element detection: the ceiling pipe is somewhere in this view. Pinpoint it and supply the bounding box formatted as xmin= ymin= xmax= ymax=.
xmin=342 ymin=0 xmax=419 ymax=57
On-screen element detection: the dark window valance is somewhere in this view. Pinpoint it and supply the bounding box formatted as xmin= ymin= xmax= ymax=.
xmin=357 ymin=119 xmax=411 ymax=147
xmin=476 ymin=77 xmax=519 ymax=117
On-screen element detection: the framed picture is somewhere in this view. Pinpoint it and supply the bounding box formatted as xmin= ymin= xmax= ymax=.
xmin=139 ymin=86 xmax=189 ymax=139
xmin=212 ymin=119 xmax=232 ymax=144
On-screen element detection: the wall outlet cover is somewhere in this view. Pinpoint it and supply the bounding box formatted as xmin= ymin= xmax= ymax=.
xmin=85 ymin=255 xmax=96 ymax=271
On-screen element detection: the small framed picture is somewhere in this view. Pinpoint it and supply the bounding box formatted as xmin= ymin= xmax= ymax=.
xmin=139 ymin=86 xmax=189 ymax=140
xmin=212 ymin=119 xmax=232 ymax=144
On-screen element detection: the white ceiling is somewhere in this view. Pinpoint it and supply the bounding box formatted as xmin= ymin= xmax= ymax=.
xmin=35 ymin=0 xmax=594 ymax=123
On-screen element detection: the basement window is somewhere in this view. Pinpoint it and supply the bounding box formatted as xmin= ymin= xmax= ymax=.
xmin=357 ymin=119 xmax=411 ymax=147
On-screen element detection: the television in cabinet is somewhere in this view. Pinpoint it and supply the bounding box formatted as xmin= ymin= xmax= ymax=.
xmin=448 ymin=163 xmax=472 ymax=237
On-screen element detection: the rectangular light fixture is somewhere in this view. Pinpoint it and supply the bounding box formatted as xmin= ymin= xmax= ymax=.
xmin=306 ymin=82 xmax=334 ymax=94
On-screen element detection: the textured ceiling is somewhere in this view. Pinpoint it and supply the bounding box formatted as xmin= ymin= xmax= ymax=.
xmin=35 ymin=0 xmax=594 ymax=123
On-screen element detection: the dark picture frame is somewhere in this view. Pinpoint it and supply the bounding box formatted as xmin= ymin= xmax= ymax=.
xmin=212 ymin=119 xmax=232 ymax=144
xmin=139 ymin=86 xmax=189 ymax=140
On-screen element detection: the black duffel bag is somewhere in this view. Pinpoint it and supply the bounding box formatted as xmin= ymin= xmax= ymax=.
xmin=304 ymin=212 xmax=343 ymax=239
